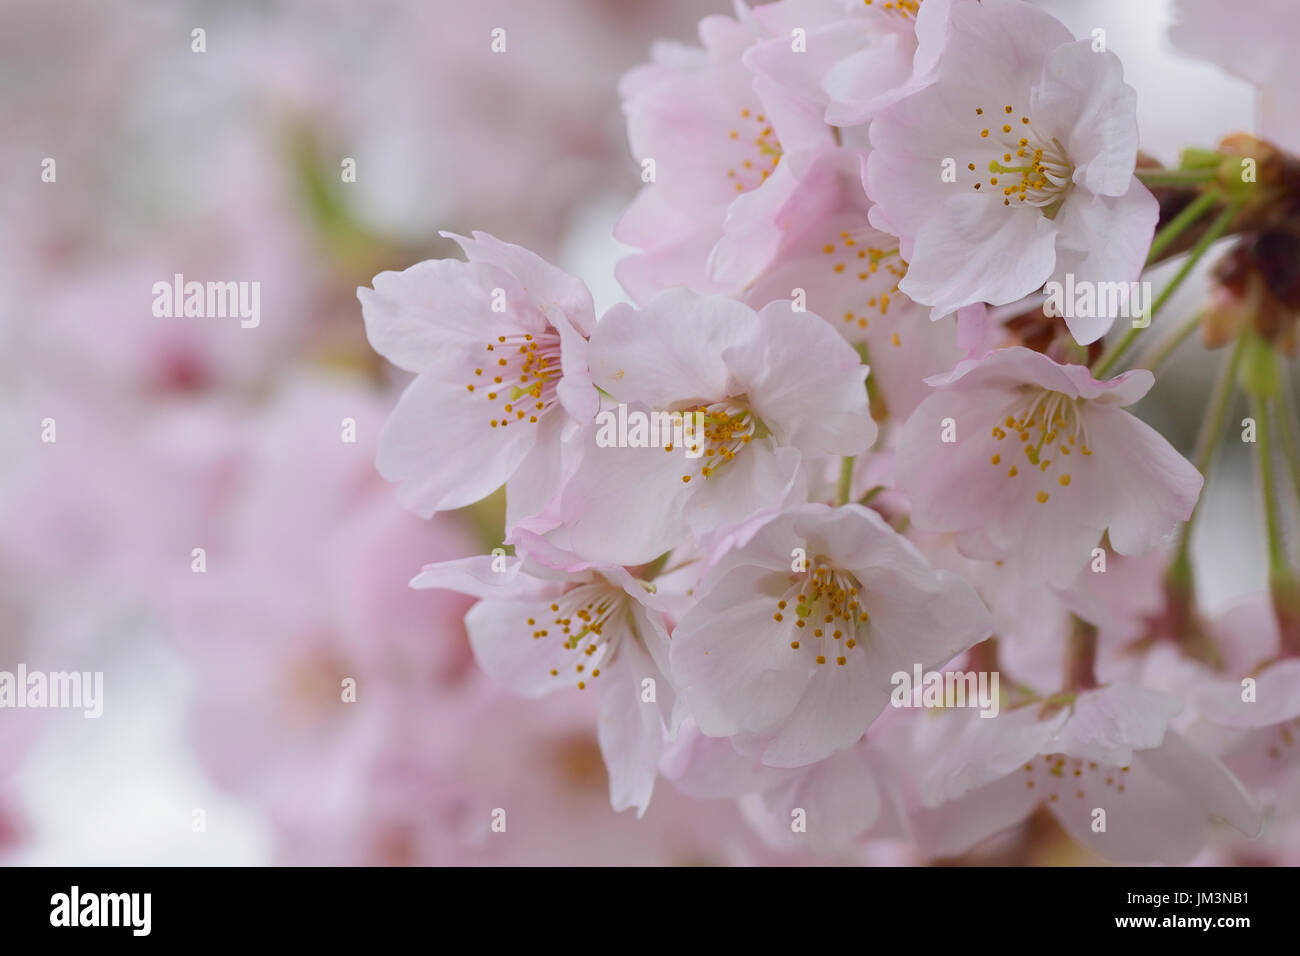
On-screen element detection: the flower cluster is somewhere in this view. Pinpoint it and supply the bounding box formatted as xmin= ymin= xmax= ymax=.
xmin=359 ymin=0 xmax=1300 ymax=863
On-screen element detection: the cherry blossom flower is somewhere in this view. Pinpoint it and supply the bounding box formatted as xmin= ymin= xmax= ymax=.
xmin=359 ymin=231 xmax=598 ymax=527
xmin=736 ymin=738 xmax=902 ymax=855
xmin=543 ymin=290 xmax=875 ymax=565
xmin=661 ymin=717 xmax=913 ymax=858
xmin=902 ymin=682 xmax=1260 ymax=863
xmin=895 ymin=347 xmax=1203 ymax=587
xmin=913 ymin=531 xmax=1171 ymax=693
xmin=74 ymin=0 xmax=1297 ymax=868
xmin=1138 ymin=596 xmax=1300 ymax=814
xmin=670 ymin=502 xmax=992 ymax=768
xmin=744 ymin=0 xmax=955 ymax=126
xmin=659 ymin=718 xmax=801 ymax=801
xmin=615 ymin=11 xmax=833 ymax=302
xmin=273 ymin=672 xmax=804 ymax=867
xmin=411 ymin=551 xmax=675 ymax=816
xmin=716 ymin=146 xmax=966 ymax=419
xmin=865 ymin=0 xmax=1158 ymax=343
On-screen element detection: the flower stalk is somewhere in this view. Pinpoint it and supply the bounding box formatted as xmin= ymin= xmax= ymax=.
xmin=1091 ymin=202 xmax=1241 ymax=379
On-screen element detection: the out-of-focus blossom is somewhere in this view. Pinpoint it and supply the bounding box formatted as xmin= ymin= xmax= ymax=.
xmin=280 ymin=670 xmax=835 ymax=866
xmin=1140 ymin=595 xmax=1300 ymax=816
xmin=168 ymin=375 xmax=479 ymax=860
xmin=900 ymin=682 xmax=1260 ymax=863
xmin=1169 ymin=0 xmax=1300 ymax=153
xmin=8 ymin=143 xmax=324 ymax=400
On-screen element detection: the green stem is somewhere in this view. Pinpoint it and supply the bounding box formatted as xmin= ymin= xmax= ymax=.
xmin=1146 ymin=189 xmax=1221 ymax=264
xmin=1135 ymin=167 xmax=1219 ymax=187
xmin=1194 ymin=340 xmax=1247 ymax=477
xmin=1090 ymin=327 xmax=1142 ymax=380
xmin=1267 ymin=373 xmax=1300 ymax=657
xmin=1133 ymin=310 xmax=1202 ymax=373
xmin=856 ymin=342 xmax=889 ymax=422
xmin=1179 ymin=147 xmax=1226 ymax=171
xmin=1170 ymin=337 xmax=1245 ymax=579
xmin=858 ymin=484 xmax=886 ymax=505
xmin=1278 ymin=372 xmax=1300 ymax=511
xmin=1146 ymin=203 xmax=1239 ymax=318
xmin=1091 ymin=203 xmax=1240 ymax=379
xmin=1251 ymin=388 xmax=1291 ymax=580
xmin=634 ymin=551 xmax=672 ymax=581
xmin=655 ymin=556 xmax=701 ymax=577
xmin=837 ymin=456 xmax=855 ymax=507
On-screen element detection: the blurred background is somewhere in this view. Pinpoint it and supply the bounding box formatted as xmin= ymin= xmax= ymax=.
xmin=0 ymin=0 xmax=1280 ymax=865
